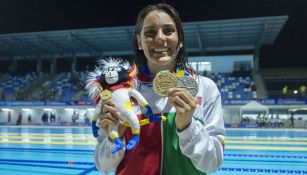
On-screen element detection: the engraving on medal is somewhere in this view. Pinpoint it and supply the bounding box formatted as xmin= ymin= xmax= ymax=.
xmin=177 ymin=76 xmax=198 ymax=97
xmin=153 ymin=71 xmax=177 ymax=96
xmin=100 ymin=89 xmax=112 ymax=100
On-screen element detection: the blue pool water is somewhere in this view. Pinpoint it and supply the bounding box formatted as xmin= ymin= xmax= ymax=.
xmin=0 ymin=126 xmax=306 ymax=175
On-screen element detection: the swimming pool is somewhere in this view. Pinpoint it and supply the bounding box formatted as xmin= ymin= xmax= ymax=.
xmin=0 ymin=126 xmax=306 ymax=175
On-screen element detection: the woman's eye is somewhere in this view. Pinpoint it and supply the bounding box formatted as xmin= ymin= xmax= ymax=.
xmin=164 ymin=28 xmax=174 ymax=35
xmin=144 ymin=29 xmax=156 ymax=36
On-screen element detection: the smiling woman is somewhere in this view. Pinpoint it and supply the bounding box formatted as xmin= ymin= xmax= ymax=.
xmin=133 ymin=3 xmax=187 ymax=75
xmin=94 ymin=3 xmax=225 ymax=175
xmin=136 ymin=10 xmax=179 ymax=74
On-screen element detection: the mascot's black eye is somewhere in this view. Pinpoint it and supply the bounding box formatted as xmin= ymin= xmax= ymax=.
xmin=102 ymin=67 xmax=123 ymax=75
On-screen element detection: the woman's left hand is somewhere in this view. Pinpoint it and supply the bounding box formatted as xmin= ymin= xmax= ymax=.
xmin=169 ymin=88 xmax=197 ymax=131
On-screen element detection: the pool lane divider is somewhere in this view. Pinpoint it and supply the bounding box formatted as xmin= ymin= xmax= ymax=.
xmin=0 ymin=147 xmax=94 ymax=152
xmin=0 ymin=162 xmax=96 ymax=171
xmin=219 ymin=167 xmax=307 ymax=174
xmin=0 ymin=140 xmax=96 ymax=145
xmin=224 ymin=153 xmax=307 ymax=159
xmin=1 ymin=159 xmax=305 ymax=174
xmin=0 ymin=159 xmax=94 ymax=165
xmin=1 ymin=148 xmax=306 ymax=159
xmin=226 ymin=145 xmax=307 ymax=151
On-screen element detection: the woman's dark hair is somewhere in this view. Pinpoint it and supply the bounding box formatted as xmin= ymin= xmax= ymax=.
xmin=133 ymin=3 xmax=188 ymax=72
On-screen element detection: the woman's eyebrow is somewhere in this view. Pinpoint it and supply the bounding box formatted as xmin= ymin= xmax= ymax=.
xmin=143 ymin=26 xmax=157 ymax=30
xmin=143 ymin=23 xmax=175 ymax=29
xmin=163 ymin=24 xmax=176 ymax=28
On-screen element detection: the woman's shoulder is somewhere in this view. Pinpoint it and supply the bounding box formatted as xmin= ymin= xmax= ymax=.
xmin=195 ymin=74 xmax=218 ymax=88
xmin=194 ymin=74 xmax=220 ymax=99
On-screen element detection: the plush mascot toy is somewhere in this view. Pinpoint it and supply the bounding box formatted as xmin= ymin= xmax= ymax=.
xmin=86 ymin=57 xmax=159 ymax=153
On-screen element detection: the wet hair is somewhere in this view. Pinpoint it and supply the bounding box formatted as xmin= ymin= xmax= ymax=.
xmin=133 ymin=3 xmax=188 ymax=72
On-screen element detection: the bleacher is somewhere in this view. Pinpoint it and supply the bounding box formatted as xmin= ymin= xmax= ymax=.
xmin=77 ymin=71 xmax=89 ymax=101
xmin=209 ymin=72 xmax=257 ymax=100
xmin=0 ymin=71 xmax=259 ymax=102
xmin=48 ymin=71 xmax=87 ymax=101
xmin=0 ymin=72 xmax=39 ymax=100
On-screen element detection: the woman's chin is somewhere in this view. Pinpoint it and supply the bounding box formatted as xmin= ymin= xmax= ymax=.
xmin=148 ymin=55 xmax=175 ymax=69
xmin=156 ymin=56 xmax=173 ymax=63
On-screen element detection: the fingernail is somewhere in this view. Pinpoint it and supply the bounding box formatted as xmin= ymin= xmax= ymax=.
xmin=116 ymin=112 xmax=121 ymax=116
xmin=169 ymin=88 xmax=173 ymax=92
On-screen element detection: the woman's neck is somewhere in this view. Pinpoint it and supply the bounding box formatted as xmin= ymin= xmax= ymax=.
xmin=147 ymin=62 xmax=175 ymax=75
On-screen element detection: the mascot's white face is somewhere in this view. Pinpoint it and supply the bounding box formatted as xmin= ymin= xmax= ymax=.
xmin=103 ymin=67 xmax=122 ymax=84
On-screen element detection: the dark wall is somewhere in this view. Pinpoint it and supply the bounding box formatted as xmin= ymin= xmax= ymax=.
xmin=76 ymin=57 xmax=97 ymax=71
xmin=15 ymin=59 xmax=37 ymax=75
xmin=0 ymin=60 xmax=11 ymax=74
xmin=56 ymin=58 xmax=71 ymax=73
xmin=41 ymin=59 xmax=51 ymax=73
xmin=259 ymin=12 xmax=307 ymax=68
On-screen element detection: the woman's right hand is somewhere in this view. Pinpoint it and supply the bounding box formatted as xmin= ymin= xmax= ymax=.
xmin=97 ymin=99 xmax=126 ymax=138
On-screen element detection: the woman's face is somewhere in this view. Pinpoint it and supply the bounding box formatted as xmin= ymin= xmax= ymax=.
xmin=137 ymin=11 xmax=180 ymax=73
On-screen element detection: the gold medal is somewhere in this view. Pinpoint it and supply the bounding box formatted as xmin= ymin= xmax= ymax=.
xmin=100 ymin=89 xmax=112 ymax=100
xmin=153 ymin=71 xmax=177 ymax=96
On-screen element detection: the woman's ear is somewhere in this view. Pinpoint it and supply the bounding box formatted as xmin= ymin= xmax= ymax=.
xmin=177 ymin=42 xmax=183 ymax=51
xmin=179 ymin=42 xmax=183 ymax=48
xmin=137 ymin=35 xmax=142 ymax=50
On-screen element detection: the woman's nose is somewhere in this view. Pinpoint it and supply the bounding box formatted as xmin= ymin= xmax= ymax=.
xmin=155 ymin=29 xmax=166 ymax=43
